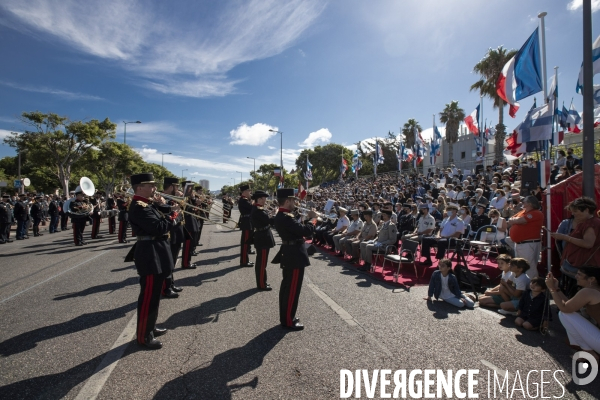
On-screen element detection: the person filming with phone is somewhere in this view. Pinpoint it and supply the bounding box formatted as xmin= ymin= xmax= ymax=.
xmin=550 ymin=197 xmax=600 ymax=277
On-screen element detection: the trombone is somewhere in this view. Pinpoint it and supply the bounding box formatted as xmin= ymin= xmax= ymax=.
xmin=296 ymin=207 xmax=337 ymax=222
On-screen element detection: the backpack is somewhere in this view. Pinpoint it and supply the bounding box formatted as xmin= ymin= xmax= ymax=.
xmin=453 ymin=264 xmax=490 ymax=300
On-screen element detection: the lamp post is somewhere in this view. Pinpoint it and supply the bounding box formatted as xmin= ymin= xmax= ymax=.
xmin=123 ymin=120 xmax=141 ymax=145
xmin=246 ymin=157 xmax=256 ymax=181
xmin=269 ymin=129 xmax=283 ymax=173
xmin=232 ymin=178 xmax=235 ymax=186
xmin=236 ymin=171 xmax=243 ymax=185
xmin=181 ymin=169 xmax=188 ymax=180
xmin=161 ymin=152 xmax=172 ymax=168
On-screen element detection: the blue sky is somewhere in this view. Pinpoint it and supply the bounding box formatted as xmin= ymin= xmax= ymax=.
xmin=0 ymin=0 xmax=598 ymax=190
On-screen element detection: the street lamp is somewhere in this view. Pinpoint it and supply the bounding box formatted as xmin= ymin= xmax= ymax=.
xmin=246 ymin=157 xmax=256 ymax=181
xmin=123 ymin=120 xmax=141 ymax=145
xmin=269 ymin=129 xmax=283 ymax=173
xmin=236 ymin=171 xmax=243 ymax=184
xmin=181 ymin=168 xmax=188 ymax=180
xmin=161 ymin=152 xmax=172 ymax=168
xmin=232 ymin=178 xmax=236 ymax=186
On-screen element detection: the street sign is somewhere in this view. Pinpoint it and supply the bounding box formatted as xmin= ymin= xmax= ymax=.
xmin=0 ymin=181 xmax=7 ymax=187
xmin=14 ymin=180 xmax=21 ymax=188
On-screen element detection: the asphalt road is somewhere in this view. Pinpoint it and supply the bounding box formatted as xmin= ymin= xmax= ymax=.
xmin=0 ymin=210 xmax=598 ymax=399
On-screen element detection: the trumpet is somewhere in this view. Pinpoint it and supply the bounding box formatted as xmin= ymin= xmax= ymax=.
xmin=158 ymin=193 xmax=239 ymax=229
xmin=296 ymin=207 xmax=337 ymax=222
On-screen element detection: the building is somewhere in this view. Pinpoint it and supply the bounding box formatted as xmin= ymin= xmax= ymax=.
xmin=199 ymin=179 xmax=210 ymax=190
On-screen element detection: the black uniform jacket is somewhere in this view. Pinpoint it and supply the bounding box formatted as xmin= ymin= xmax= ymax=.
xmin=69 ymin=200 xmax=89 ymax=222
xmin=250 ymin=205 xmax=275 ymax=249
xmin=30 ymin=203 xmax=43 ymax=219
xmin=183 ymin=202 xmax=199 ymax=237
xmin=48 ymin=200 xmax=59 ymax=216
xmin=117 ymin=198 xmax=129 ymax=222
xmin=90 ymin=198 xmax=101 ymax=217
xmin=274 ymin=210 xmax=314 ymax=269
xmin=0 ymin=202 xmax=11 ymax=224
xmin=127 ymin=196 xmax=177 ymax=276
xmin=238 ymin=197 xmax=253 ymax=230
xmin=13 ymin=201 xmax=28 ymax=222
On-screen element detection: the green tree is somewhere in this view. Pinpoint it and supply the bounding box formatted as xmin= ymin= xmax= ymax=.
xmin=295 ymin=144 xmax=353 ymax=184
xmin=401 ymin=119 xmax=422 ymax=150
xmin=3 ymin=112 xmax=116 ymax=194
xmin=470 ymin=46 xmax=517 ymax=161
xmin=439 ymin=100 xmax=465 ymax=163
xmin=250 ymin=163 xmax=281 ymax=192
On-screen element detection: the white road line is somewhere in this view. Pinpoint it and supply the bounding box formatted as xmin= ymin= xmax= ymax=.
xmin=480 ymin=360 xmax=511 ymax=380
xmin=305 ymin=275 xmax=393 ymax=358
xmin=74 ymin=258 xmax=181 ymax=399
xmin=0 ymin=250 xmax=111 ymax=305
xmin=74 ymin=314 xmax=137 ymax=400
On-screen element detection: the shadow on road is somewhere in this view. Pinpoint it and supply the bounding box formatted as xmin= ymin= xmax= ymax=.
xmin=0 ymin=302 xmax=136 ymax=357
xmin=153 ymin=326 xmax=288 ymax=400
xmin=174 ymin=265 xmax=239 ymax=288
xmin=199 ymin=244 xmax=239 ymax=254
xmin=53 ymin=277 xmax=139 ymax=300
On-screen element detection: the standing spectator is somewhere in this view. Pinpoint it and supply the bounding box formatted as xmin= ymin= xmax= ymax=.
xmin=546 ymin=267 xmax=600 ymax=361
xmin=505 ymin=195 xmax=543 ymax=279
xmin=550 ymin=197 xmax=600 ymax=277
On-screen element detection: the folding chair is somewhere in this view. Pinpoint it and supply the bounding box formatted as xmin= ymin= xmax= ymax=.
xmin=468 ymin=225 xmax=498 ymax=265
xmin=382 ymin=239 xmax=420 ymax=283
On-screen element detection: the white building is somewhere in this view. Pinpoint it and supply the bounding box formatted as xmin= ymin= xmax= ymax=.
xmin=199 ymin=179 xmax=210 ymax=190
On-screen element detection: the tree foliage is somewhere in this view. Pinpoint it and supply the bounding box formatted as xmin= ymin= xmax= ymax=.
xmin=401 ymin=119 xmax=422 ymax=150
xmin=295 ymin=143 xmax=353 ymax=184
xmin=439 ymin=100 xmax=465 ymax=163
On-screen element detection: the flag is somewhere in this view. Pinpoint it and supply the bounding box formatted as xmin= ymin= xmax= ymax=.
xmin=374 ymin=141 xmax=384 ymax=165
xmin=517 ymin=103 xmax=553 ymax=143
xmin=306 ymin=157 xmax=312 ymax=170
xmin=496 ymin=28 xmax=543 ymax=118
xmin=560 ymin=105 xmax=568 ymax=129
xmin=340 ymin=159 xmax=348 ymax=175
xmin=538 ymin=160 xmax=551 ymax=188
xmin=430 ymin=125 xmax=442 ymax=164
xmin=305 ymin=169 xmax=313 ymax=181
xmin=576 ymin=34 xmax=600 ymax=94
xmin=273 ymin=168 xmax=281 ymax=177
xmin=298 ymin=182 xmax=306 ymax=200
xmin=464 ymin=105 xmax=480 ymax=135
xmin=567 ymin=103 xmax=582 ymax=133
xmin=414 ymin=126 xmax=426 ymax=150
xmin=547 ymin=72 xmax=558 ymax=114
xmin=505 ymin=129 xmax=526 ymax=157
xmin=488 ymin=126 xmax=496 ymax=136
xmin=351 ymin=150 xmax=360 ymax=173
xmin=403 ymin=147 xmax=414 ymax=162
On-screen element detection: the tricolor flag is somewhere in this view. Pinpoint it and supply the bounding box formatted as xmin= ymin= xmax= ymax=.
xmin=538 ymin=160 xmax=551 ymax=188
xmin=430 ymin=125 xmax=442 ymax=164
xmin=464 ymin=105 xmax=480 ymax=135
xmin=576 ymin=34 xmax=600 ymax=95
xmin=566 ymin=103 xmax=582 ymax=133
xmin=398 ymin=141 xmax=404 ymax=170
xmin=306 ymin=156 xmax=312 ymax=170
xmin=374 ymin=141 xmax=384 ymax=165
xmin=496 ymin=28 xmax=543 ymax=118
xmin=403 ymin=147 xmax=414 ymax=162
xmin=517 ymin=103 xmax=553 ymax=143
xmin=340 ymin=159 xmax=348 ymax=175
xmin=274 ymin=168 xmax=281 ymax=177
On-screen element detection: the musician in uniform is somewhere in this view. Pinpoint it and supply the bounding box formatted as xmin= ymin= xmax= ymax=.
xmin=30 ymin=195 xmax=44 ymax=237
xmin=126 ymin=173 xmax=177 ymax=349
xmin=117 ymin=194 xmax=130 ymax=243
xmin=70 ymin=188 xmax=89 ymax=246
xmin=222 ymin=195 xmax=233 ymax=223
xmin=60 ymin=194 xmax=70 ymax=232
xmin=238 ymin=184 xmax=255 ymax=267
xmin=106 ymin=194 xmax=117 ymax=234
xmin=181 ymin=180 xmax=199 ymax=269
xmin=90 ymin=192 xmax=103 ymax=239
xmin=274 ymin=188 xmax=316 ymax=330
xmin=250 ymin=190 xmax=275 ymax=290
xmin=13 ymin=194 xmax=29 ymax=240
xmin=162 ymin=177 xmax=184 ymax=296
xmin=0 ymin=195 xmax=13 ymax=244
xmin=48 ymin=195 xmax=60 ymax=233
xmin=194 ymin=185 xmax=206 ymax=249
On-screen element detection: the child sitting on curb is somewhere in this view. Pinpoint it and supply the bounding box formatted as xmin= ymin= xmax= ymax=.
xmin=479 ymin=258 xmax=530 ymax=315
xmin=515 ymin=277 xmax=551 ymax=331
xmin=479 ymin=254 xmax=512 ymax=304
xmin=424 ymin=258 xmax=475 ymax=308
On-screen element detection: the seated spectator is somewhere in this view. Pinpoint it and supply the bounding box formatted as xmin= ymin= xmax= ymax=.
xmin=479 ymin=258 xmax=530 ymax=314
xmin=490 ymin=189 xmax=507 ymax=210
xmin=424 ymin=258 xmax=475 ymax=308
xmin=402 ymin=204 xmax=435 ymax=242
xmin=546 ymin=267 xmax=600 ymax=361
xmin=479 ymin=208 xmax=506 ymax=243
xmin=359 ymin=210 xmax=398 ymax=271
xmin=335 ymin=209 xmax=363 ymax=256
xmin=550 ymin=197 xmax=600 ymax=278
xmin=325 ymin=207 xmax=349 ymax=248
xmin=348 ymin=210 xmax=378 ymax=263
xmin=469 ymin=204 xmax=491 ymax=238
xmin=514 ymin=277 xmax=550 ymax=331
xmin=397 ymin=203 xmax=416 ymax=237
xmin=481 ymin=254 xmax=512 ymax=299
xmin=420 ymin=203 xmax=464 ymax=265
xmin=459 ymin=206 xmax=471 ymax=226
xmin=430 ymin=204 xmax=443 ymax=221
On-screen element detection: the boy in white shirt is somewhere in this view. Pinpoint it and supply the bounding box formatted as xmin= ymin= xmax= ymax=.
xmin=479 ymin=257 xmax=530 ymax=315
xmin=479 ymin=254 xmax=512 ymax=306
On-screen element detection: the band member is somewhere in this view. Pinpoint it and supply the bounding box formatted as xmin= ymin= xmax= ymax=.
xmin=90 ymin=192 xmax=103 ymax=239
xmin=30 ymin=196 xmax=44 ymax=237
xmin=70 ymin=189 xmax=89 ymax=246
xmin=194 ymin=185 xmax=206 ymax=249
xmin=222 ymin=195 xmax=233 ymax=223
xmin=117 ymin=194 xmax=129 ymax=243
xmin=181 ymin=181 xmax=199 ymax=269
xmin=0 ymin=195 xmax=13 ymax=244
xmin=106 ymin=194 xmax=117 ymax=234
xmin=238 ymin=184 xmax=255 ymax=267
xmin=48 ymin=195 xmax=60 ymax=233
xmin=60 ymin=193 xmax=72 ymax=231
xmin=13 ymin=194 xmax=29 ymax=240
xmin=125 ymin=172 xmax=177 ymax=349
xmin=162 ymin=177 xmax=184 ymax=296
xmin=274 ymin=188 xmax=316 ymax=331
xmin=250 ymin=190 xmax=276 ymax=290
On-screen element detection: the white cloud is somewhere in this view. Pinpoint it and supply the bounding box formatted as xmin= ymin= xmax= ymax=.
xmin=344 ymin=143 xmax=358 ymax=152
xmin=0 ymin=80 xmax=104 ymax=101
xmin=567 ymin=0 xmax=600 ymax=12
xmin=117 ymin=121 xmax=183 ymax=144
xmin=268 ymin=146 xmax=276 ymax=150
xmin=189 ymin=172 xmax=228 ymax=179
xmin=0 ymin=129 xmax=18 ymax=139
xmin=137 ymin=147 xmax=243 ymax=173
xmin=298 ymin=49 xmax=306 ymax=57
xmin=0 ymin=0 xmax=326 ymax=98
xmin=229 ymin=123 xmax=278 ymax=146
xmin=298 ymin=128 xmax=332 ymax=148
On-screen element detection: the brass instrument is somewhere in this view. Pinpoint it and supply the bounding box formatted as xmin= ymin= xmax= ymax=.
xmin=296 ymin=206 xmax=337 ymax=222
xmin=70 ymin=177 xmax=96 ymax=216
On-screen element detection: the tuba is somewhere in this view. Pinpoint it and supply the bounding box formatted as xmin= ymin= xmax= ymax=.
xmin=70 ymin=177 xmax=95 ymax=216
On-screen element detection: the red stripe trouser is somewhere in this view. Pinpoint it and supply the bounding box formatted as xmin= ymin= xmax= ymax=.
xmin=118 ymin=221 xmax=127 ymax=242
xmin=240 ymin=229 xmax=252 ymax=265
xmin=255 ymin=248 xmax=269 ymax=288
xmin=279 ymin=267 xmax=304 ymax=326
xmin=108 ymin=216 xmax=116 ymax=234
xmin=137 ymin=273 xmax=166 ymax=343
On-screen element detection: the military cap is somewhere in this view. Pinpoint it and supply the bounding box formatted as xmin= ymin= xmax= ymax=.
xmin=163 ymin=177 xmax=179 ymax=187
xmin=276 ymin=188 xmax=295 ymax=198
xmin=252 ymin=190 xmax=269 ymax=200
xmin=131 ymin=173 xmax=155 ymax=185
xmin=239 ymin=184 xmax=250 ymax=192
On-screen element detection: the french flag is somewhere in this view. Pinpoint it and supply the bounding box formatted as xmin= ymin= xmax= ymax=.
xmin=496 ymin=28 xmax=543 ymax=118
xmin=464 ymin=105 xmax=480 ymax=135
xmin=538 ymin=160 xmax=551 ymax=188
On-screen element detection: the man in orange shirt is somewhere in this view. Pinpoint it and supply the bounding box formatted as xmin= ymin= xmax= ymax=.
xmin=504 ymin=195 xmax=543 ymax=279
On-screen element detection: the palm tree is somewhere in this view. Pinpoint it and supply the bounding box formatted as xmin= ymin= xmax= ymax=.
xmin=401 ymin=119 xmax=422 ymax=150
xmin=470 ymin=46 xmax=517 ymax=162
xmin=439 ymin=101 xmax=465 ymax=163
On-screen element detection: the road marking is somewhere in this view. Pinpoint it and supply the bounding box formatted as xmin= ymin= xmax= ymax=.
xmin=74 ymin=314 xmax=137 ymax=400
xmin=476 ymin=306 xmax=503 ymax=319
xmin=480 ymin=360 xmax=511 ymax=380
xmin=74 ymin=258 xmax=181 ymax=399
xmin=0 ymin=250 xmax=111 ymax=305
xmin=305 ymin=275 xmax=393 ymax=358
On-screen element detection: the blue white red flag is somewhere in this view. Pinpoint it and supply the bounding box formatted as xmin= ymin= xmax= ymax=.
xmin=464 ymin=106 xmax=480 ymax=135
xmin=576 ymin=34 xmax=600 ymax=95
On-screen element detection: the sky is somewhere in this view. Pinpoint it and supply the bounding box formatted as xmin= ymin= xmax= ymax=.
xmin=0 ymin=0 xmax=599 ymax=190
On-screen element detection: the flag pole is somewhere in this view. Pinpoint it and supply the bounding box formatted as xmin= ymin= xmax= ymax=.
xmin=538 ymin=12 xmax=549 ymax=102
xmin=582 ymin=1 xmax=595 ymax=198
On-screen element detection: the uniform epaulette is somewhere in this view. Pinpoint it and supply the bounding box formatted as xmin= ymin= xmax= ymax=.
xmin=136 ymin=200 xmax=149 ymax=208
xmin=286 ymin=213 xmax=295 ymax=217
xmin=257 ymin=206 xmax=264 ymax=210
